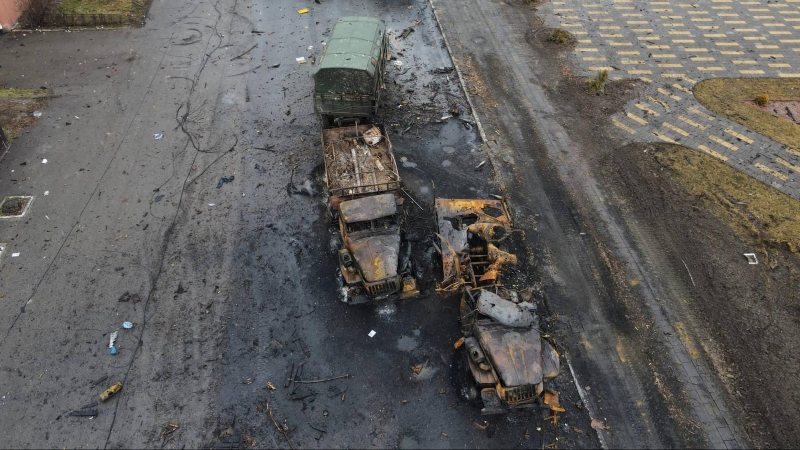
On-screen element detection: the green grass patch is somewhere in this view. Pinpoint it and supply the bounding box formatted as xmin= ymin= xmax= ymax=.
xmin=547 ymin=28 xmax=575 ymax=45
xmin=58 ymin=0 xmax=136 ymax=15
xmin=694 ymin=78 xmax=800 ymax=150
xmin=586 ymin=70 xmax=609 ymax=92
xmin=0 ymin=88 xmax=48 ymax=99
xmin=657 ymin=143 xmax=800 ymax=253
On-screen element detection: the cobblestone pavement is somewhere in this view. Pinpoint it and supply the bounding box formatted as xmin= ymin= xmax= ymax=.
xmin=537 ymin=0 xmax=800 ymax=199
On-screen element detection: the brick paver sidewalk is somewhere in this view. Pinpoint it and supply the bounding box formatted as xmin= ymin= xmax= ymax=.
xmin=539 ymin=0 xmax=800 ymax=199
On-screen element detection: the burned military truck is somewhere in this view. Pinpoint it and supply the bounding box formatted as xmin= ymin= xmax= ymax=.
xmin=322 ymin=125 xmax=415 ymax=304
xmin=337 ymin=193 xmax=418 ymax=304
xmin=314 ymin=16 xmax=389 ymax=125
xmin=315 ymin=17 xmax=416 ymax=305
xmin=435 ymin=199 xmax=563 ymax=415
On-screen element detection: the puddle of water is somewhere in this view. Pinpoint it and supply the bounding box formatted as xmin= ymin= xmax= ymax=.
xmin=397 ymin=335 xmax=418 ymax=352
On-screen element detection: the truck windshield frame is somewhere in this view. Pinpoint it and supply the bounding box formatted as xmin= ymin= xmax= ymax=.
xmin=345 ymin=215 xmax=398 ymax=235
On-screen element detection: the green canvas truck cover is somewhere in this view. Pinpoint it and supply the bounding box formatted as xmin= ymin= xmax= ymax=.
xmin=315 ymin=17 xmax=385 ymax=94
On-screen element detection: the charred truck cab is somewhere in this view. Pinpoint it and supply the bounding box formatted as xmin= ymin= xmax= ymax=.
xmin=337 ymin=193 xmax=418 ymax=304
xmin=314 ymin=16 xmax=389 ymax=125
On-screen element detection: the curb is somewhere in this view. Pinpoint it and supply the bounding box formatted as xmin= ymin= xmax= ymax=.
xmin=427 ymin=0 xmax=489 ymax=144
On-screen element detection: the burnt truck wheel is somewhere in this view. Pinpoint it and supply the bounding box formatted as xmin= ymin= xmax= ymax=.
xmin=453 ymin=350 xmax=480 ymax=403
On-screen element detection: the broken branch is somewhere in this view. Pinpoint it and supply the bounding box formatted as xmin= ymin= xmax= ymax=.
xmin=267 ymin=403 xmax=295 ymax=450
xmin=294 ymin=374 xmax=351 ymax=384
xmin=231 ymin=44 xmax=258 ymax=61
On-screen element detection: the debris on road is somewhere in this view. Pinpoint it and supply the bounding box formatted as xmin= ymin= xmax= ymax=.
xmin=109 ymin=331 xmax=118 ymax=355
xmin=294 ymin=374 xmax=351 ymax=384
xmin=297 ymin=8 xmax=309 ymax=14
xmin=118 ymin=291 xmax=141 ymax=303
xmin=11 ymin=253 xmax=20 ymax=258
xmin=98 ymin=381 xmax=122 ymax=402
xmin=216 ymin=176 xmax=234 ymax=188
xmin=32 ymin=111 xmax=42 ymax=118
xmin=472 ymin=421 xmax=488 ymax=430
xmin=69 ymin=409 xmax=98 ymax=417
xmin=160 ymin=423 xmax=180 ymax=441
xmin=231 ymin=44 xmax=258 ymax=61
xmin=412 ymin=359 xmax=429 ymax=375
xmin=270 ymin=63 xmax=281 ymax=68
xmin=154 ymin=133 xmax=163 ymax=140
xmin=368 ymin=330 xmax=376 ymax=338
xmin=296 ymin=57 xmax=307 ymax=64
xmin=41 ymin=158 xmax=47 ymax=164
xmin=744 ymin=253 xmax=758 ymax=264
xmin=266 ymin=381 xmax=276 ymax=390
xmin=392 ymin=60 xmax=403 ymax=68
xmin=590 ymin=419 xmax=608 ymax=430
xmin=122 ymin=321 xmax=134 ymax=329
xmin=267 ymin=403 xmax=295 ymax=449
xmin=400 ymin=27 xmax=415 ymax=39
xmin=91 ymin=375 xmax=108 ymax=387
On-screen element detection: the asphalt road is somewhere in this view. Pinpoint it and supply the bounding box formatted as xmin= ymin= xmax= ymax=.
xmin=0 ymin=0 xmax=598 ymax=448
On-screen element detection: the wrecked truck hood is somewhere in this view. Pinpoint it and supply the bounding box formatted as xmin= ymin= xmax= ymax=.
xmin=349 ymin=233 xmax=400 ymax=282
xmin=476 ymin=323 xmax=543 ymax=387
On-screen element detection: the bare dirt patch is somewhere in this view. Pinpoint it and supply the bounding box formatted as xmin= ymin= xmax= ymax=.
xmin=0 ymin=88 xmax=48 ymax=142
xmin=752 ymin=99 xmax=800 ymax=125
xmin=598 ymin=143 xmax=800 ymax=448
xmin=694 ymin=78 xmax=800 ymax=150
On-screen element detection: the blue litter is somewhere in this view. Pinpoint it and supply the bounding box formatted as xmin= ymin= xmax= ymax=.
xmin=217 ymin=175 xmax=235 ymax=189
xmin=110 ymin=346 xmax=117 ymax=355
xmin=154 ymin=133 xmax=163 ymax=140
xmin=122 ymin=321 xmax=134 ymax=329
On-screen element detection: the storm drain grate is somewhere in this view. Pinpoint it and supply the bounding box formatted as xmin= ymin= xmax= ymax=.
xmin=0 ymin=196 xmax=34 ymax=218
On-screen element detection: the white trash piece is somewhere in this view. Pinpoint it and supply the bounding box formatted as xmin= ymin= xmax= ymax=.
xmin=109 ymin=331 xmax=118 ymax=348
xmin=392 ymin=60 xmax=403 ymax=67
xmin=296 ymin=57 xmax=306 ymax=64
xmin=42 ymin=159 xmax=48 ymax=164
xmin=744 ymin=253 xmax=758 ymax=265
xmin=368 ymin=330 xmax=376 ymax=338
xmin=33 ymin=111 xmax=43 ymax=118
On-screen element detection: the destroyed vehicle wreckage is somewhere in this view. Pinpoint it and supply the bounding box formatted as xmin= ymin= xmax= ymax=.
xmin=435 ymin=199 xmax=563 ymax=415
xmin=337 ymin=193 xmax=418 ymax=304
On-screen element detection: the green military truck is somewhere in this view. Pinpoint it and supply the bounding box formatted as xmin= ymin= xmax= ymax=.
xmin=314 ymin=16 xmax=389 ymax=125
